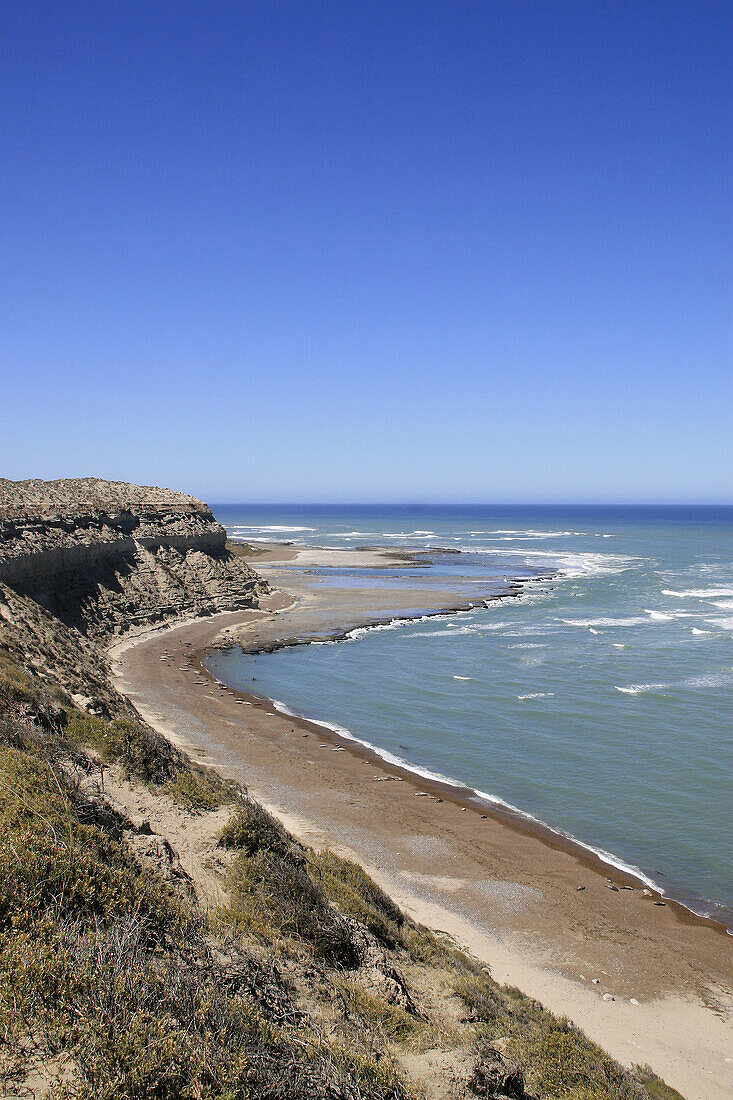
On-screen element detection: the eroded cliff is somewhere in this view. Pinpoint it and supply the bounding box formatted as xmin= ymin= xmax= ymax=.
xmin=0 ymin=477 xmax=267 ymax=641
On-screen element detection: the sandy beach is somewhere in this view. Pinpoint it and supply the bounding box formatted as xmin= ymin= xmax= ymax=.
xmin=111 ymin=544 xmax=733 ymax=1100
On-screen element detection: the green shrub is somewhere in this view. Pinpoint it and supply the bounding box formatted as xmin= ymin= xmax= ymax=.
xmin=508 ymin=1016 xmax=645 ymax=1100
xmin=65 ymin=711 xmax=181 ymax=783
xmin=1 ymin=914 xmax=408 ymax=1100
xmin=0 ymin=734 xmax=409 ymax=1099
xmin=402 ymin=923 xmax=451 ymax=966
xmin=225 ymin=848 xmax=358 ymax=966
xmin=0 ymin=653 xmax=62 ymax=729
xmin=218 ymin=800 xmax=294 ymax=857
xmin=64 ymin=710 xmax=233 ymax=809
xmin=634 ymin=1065 xmax=686 ymax=1099
xmin=452 ymin=972 xmax=509 ymax=1033
xmin=163 ymin=767 xmax=232 ymax=812
xmin=0 ymin=746 xmax=180 ymax=932
xmin=0 ymin=656 xmax=681 ymax=1100
xmin=451 ymin=966 xmax=648 ymax=1100
xmin=311 ymin=850 xmax=404 ymax=947
xmin=327 ymin=1042 xmax=407 ymax=1095
xmin=341 ymin=981 xmax=424 ymax=1044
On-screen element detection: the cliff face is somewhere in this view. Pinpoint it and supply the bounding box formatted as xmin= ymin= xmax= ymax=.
xmin=0 ymin=477 xmax=267 ymax=641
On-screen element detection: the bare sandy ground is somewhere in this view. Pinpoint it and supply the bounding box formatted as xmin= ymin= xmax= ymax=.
xmin=110 ymin=546 xmax=733 ymax=1100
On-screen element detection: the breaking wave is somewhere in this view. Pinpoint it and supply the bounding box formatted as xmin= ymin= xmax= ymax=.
xmin=662 ymin=587 xmax=733 ymax=599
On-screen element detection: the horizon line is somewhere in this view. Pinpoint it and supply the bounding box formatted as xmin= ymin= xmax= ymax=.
xmin=209 ymin=500 xmax=733 ymax=509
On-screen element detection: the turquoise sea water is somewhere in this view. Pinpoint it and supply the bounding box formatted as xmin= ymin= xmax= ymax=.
xmin=210 ymin=506 xmax=733 ymax=926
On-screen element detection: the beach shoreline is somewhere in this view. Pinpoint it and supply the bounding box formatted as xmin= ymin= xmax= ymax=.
xmin=213 ymin=542 xmax=733 ymax=932
xmin=110 ymin=543 xmax=733 ymax=1099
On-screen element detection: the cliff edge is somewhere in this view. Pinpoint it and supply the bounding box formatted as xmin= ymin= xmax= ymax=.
xmin=0 ymin=476 xmax=267 ymax=641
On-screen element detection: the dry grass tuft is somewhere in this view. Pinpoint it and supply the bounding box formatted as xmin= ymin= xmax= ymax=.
xmin=311 ymin=849 xmax=405 ymax=948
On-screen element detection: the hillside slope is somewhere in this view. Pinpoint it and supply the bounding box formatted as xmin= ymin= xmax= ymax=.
xmin=0 ymin=478 xmax=682 ymax=1100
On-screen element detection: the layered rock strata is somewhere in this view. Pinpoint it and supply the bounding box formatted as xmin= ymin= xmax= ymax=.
xmin=0 ymin=476 xmax=267 ymax=643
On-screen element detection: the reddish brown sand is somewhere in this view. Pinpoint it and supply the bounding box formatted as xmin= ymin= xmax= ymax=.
xmin=111 ymin=548 xmax=733 ymax=1099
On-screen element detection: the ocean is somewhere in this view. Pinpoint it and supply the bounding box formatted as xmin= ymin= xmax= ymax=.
xmin=209 ymin=505 xmax=733 ymax=927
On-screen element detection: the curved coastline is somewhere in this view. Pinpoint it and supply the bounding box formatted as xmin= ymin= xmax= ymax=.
xmin=110 ymin=586 xmax=733 ymax=1097
xmin=204 ymin=633 xmax=732 ymax=938
xmin=204 ymin=544 xmax=733 ymax=935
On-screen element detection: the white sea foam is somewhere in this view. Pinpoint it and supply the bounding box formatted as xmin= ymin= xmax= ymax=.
xmin=406 ymin=626 xmax=479 ymax=639
xmin=484 ymin=535 xmax=566 ymax=542
xmin=470 ymin=790 xmax=667 ymax=894
xmin=471 ymin=547 xmax=638 ymax=579
xmin=488 ymin=529 xmax=577 ymax=538
xmin=615 ymin=683 xmax=669 ymax=695
xmin=616 ymin=670 xmax=733 ymax=694
xmin=662 ymin=587 xmax=733 ymax=599
xmin=517 ymin=692 xmax=554 ymax=700
xmin=309 ymin=616 xmax=439 ymax=645
xmin=547 ymin=834 xmax=664 ymax=893
xmin=270 ymin=696 xmax=660 ymax=894
xmin=707 ymin=616 xmax=733 ymax=630
xmin=560 ymin=616 xmax=648 ymax=627
xmin=228 ymin=524 xmax=316 ymax=533
xmin=328 ymin=531 xmax=374 ymax=538
xmin=270 ymin=703 xmax=473 ymax=791
xmin=212 ymin=513 xmax=731 ymax=928
xmin=588 ymin=627 xmax=600 ymax=634
xmin=228 ymin=690 xmax=672 ymax=903
xmin=381 ymin=531 xmax=435 ymax=539
xmin=342 ymin=617 xmax=430 ymax=641
xmin=684 ymin=670 xmax=733 ymax=689
xmin=453 ymin=675 xmax=473 ymax=681
xmin=228 ymin=535 xmax=262 ymax=542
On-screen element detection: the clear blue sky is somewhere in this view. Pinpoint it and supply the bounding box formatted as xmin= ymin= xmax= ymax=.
xmin=1 ymin=1 xmax=730 ymax=503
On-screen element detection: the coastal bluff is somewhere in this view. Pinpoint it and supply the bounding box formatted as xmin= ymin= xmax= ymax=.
xmin=0 ymin=478 xmax=704 ymax=1098
xmin=0 ymin=476 xmax=267 ymax=640
xmin=0 ymin=477 xmax=267 ymax=712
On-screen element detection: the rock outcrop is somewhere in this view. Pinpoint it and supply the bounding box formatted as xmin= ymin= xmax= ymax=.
xmin=0 ymin=582 xmax=124 ymax=716
xmin=0 ymin=477 xmax=267 ymax=641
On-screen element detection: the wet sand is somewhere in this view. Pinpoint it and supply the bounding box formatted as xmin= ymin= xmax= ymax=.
xmin=110 ymin=546 xmax=733 ymax=1100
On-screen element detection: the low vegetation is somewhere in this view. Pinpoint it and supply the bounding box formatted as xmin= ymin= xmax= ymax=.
xmin=0 ymin=691 xmax=407 ymax=1098
xmin=64 ymin=709 xmax=234 ymax=810
xmin=312 ymin=849 xmax=405 ymax=948
xmin=339 ymin=981 xmax=427 ymax=1045
xmin=0 ymin=651 xmax=685 ymax=1099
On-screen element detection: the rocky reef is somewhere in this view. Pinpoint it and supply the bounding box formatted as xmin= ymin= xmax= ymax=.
xmin=0 ymin=477 xmax=267 ymax=641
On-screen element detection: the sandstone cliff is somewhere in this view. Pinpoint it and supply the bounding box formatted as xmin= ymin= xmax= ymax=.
xmin=0 ymin=477 xmax=267 ymax=641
